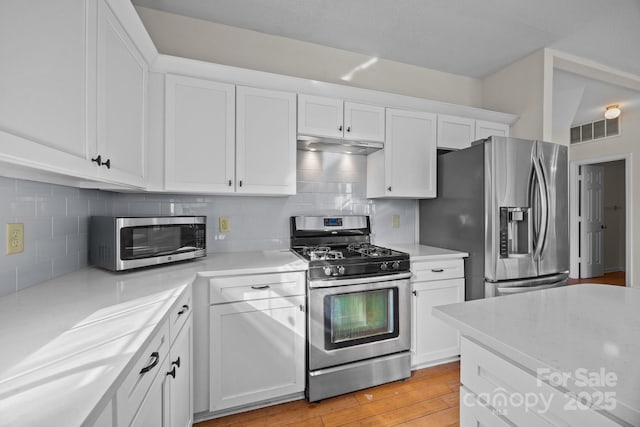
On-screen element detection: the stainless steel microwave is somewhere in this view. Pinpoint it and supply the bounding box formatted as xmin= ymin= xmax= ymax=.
xmin=89 ymin=216 xmax=207 ymax=271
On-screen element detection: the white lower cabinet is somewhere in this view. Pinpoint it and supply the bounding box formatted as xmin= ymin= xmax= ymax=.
xmin=208 ymin=272 xmax=306 ymax=412
xmin=411 ymin=258 xmax=465 ymax=369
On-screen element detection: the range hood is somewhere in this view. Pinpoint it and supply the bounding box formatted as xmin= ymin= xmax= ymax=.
xmin=297 ymin=135 xmax=383 ymax=155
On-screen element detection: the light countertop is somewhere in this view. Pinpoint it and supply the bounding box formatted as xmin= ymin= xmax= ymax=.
xmin=434 ymin=284 xmax=640 ymax=425
xmin=387 ymin=243 xmax=468 ymax=261
xmin=0 ymin=249 xmax=307 ymax=427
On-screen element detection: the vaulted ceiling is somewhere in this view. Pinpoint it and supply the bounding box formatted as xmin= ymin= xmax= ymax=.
xmin=131 ymin=0 xmax=640 ymax=79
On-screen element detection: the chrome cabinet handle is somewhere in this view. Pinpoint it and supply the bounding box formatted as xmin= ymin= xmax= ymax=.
xmin=166 ymin=366 xmax=176 ymax=378
xmin=139 ymin=351 xmax=160 ymax=375
xmin=177 ymin=304 xmax=189 ymax=315
xmin=251 ymin=285 xmax=270 ymax=290
xmin=431 ymin=268 xmax=444 ymax=273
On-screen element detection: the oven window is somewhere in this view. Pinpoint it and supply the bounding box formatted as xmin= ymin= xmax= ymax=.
xmin=120 ymin=224 xmax=205 ymax=260
xmin=324 ymin=288 xmax=399 ymax=350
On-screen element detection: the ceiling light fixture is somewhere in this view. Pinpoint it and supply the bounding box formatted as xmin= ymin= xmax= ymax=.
xmin=604 ymin=104 xmax=621 ymax=119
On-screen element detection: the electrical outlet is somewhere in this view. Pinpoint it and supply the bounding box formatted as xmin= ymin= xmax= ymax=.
xmin=219 ymin=216 xmax=230 ymax=233
xmin=6 ymin=223 xmax=24 ymax=255
xmin=392 ymin=215 xmax=400 ymax=229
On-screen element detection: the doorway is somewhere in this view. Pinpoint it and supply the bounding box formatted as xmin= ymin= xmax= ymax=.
xmin=569 ymin=156 xmax=632 ymax=286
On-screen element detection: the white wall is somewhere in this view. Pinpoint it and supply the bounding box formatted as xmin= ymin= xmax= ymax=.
xmin=483 ymin=50 xmax=553 ymax=141
xmin=134 ymin=6 xmax=484 ymax=108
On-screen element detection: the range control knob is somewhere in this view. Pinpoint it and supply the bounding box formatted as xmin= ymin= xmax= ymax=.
xmin=323 ymin=266 xmax=333 ymax=276
xmin=337 ymin=265 xmax=346 ymax=275
xmin=392 ymin=261 xmax=400 ymax=270
xmin=380 ymin=262 xmax=389 ymax=271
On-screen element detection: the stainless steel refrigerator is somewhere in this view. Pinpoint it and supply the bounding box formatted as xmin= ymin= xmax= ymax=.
xmin=419 ymin=136 xmax=569 ymax=299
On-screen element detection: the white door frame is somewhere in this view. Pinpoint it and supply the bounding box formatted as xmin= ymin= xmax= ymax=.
xmin=569 ymin=154 xmax=633 ymax=286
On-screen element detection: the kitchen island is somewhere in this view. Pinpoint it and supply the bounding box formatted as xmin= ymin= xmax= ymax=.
xmin=434 ymin=284 xmax=640 ymax=426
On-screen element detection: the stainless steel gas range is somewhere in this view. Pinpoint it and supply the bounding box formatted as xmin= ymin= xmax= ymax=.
xmin=290 ymin=215 xmax=412 ymax=402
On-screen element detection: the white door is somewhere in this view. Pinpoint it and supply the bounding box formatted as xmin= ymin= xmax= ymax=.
xmin=297 ymin=94 xmax=344 ymax=138
xmin=236 ymin=86 xmax=297 ymax=195
xmin=96 ymin=0 xmax=147 ymax=187
xmin=0 ymin=0 xmax=96 ymax=179
xmin=210 ymin=296 xmax=305 ymax=411
xmin=437 ymin=114 xmax=475 ymax=150
xmin=475 ymin=120 xmax=510 ymax=140
xmin=411 ymin=278 xmax=464 ymax=368
xmin=580 ymin=165 xmax=605 ymax=278
xmin=168 ymin=320 xmax=192 ymax=427
xmin=384 ymin=108 xmax=437 ymax=198
xmin=343 ymin=102 xmax=385 ymax=142
xmin=165 ymin=75 xmax=235 ymax=193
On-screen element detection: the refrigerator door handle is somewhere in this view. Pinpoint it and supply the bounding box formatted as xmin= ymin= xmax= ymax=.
xmin=497 ymin=281 xmax=565 ymax=295
xmin=532 ymin=154 xmax=549 ymax=261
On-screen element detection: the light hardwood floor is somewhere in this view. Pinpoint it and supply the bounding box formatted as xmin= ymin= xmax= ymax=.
xmin=196 ymin=361 xmax=461 ymax=427
xmin=568 ymin=271 xmax=626 ymax=286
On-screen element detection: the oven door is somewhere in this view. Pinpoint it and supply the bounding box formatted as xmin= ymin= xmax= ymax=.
xmin=308 ymin=273 xmax=411 ymax=371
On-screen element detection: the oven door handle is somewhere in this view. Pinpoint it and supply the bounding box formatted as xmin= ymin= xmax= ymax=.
xmin=309 ymin=272 xmax=412 ymax=288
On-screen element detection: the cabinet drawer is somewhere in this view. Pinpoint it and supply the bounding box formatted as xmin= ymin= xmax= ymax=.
xmin=412 ymin=258 xmax=464 ymax=282
xmin=169 ymin=286 xmax=192 ymax=344
xmin=460 ymin=386 xmax=512 ymax=427
xmin=461 ymin=337 xmax=620 ymax=427
xmin=116 ymin=319 xmax=169 ymax=427
xmin=209 ymin=272 xmax=305 ymax=304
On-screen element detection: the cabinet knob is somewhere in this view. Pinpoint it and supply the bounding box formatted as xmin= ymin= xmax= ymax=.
xmin=166 ymin=366 xmax=176 ymax=379
xmin=102 ymin=158 xmax=111 ymax=169
xmin=412 ymin=290 xmax=417 ymax=296
xmin=338 ymin=125 xmax=343 ymax=132
xmin=228 ymin=179 xmax=232 ymax=187
xmin=172 ymin=357 xmax=181 ymax=368
xmin=239 ymin=180 xmax=243 ymax=187
xmin=346 ymin=126 xmax=351 ymax=132
xmin=91 ymin=155 xmax=102 ymax=166
xmin=387 ymin=186 xmax=392 ymax=192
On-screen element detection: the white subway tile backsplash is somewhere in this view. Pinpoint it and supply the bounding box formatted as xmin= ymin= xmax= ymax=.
xmin=0 ymin=151 xmax=417 ymax=297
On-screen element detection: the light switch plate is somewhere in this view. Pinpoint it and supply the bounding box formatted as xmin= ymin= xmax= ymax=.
xmin=6 ymin=223 xmax=24 ymax=254
xmin=219 ymin=216 xmax=230 ymax=233
xmin=392 ymin=215 xmax=400 ymax=229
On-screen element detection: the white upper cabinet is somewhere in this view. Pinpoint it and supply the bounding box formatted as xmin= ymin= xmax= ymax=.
xmin=298 ymin=95 xmax=385 ymax=142
xmin=0 ymin=0 xmax=95 ymax=179
xmin=343 ymin=102 xmax=385 ymax=142
xmin=236 ymin=86 xmax=297 ymax=195
xmin=437 ymin=114 xmax=476 ymax=150
xmin=367 ymin=109 xmax=437 ymax=198
xmin=165 ymin=75 xmax=235 ymax=193
xmin=297 ymin=94 xmax=344 ymax=139
xmin=164 ymin=78 xmax=296 ymax=195
xmin=475 ymin=120 xmax=510 ymax=139
xmin=96 ymin=0 xmax=147 ymax=188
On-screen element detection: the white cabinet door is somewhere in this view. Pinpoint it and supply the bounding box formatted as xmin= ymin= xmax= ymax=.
xmin=130 ymin=355 xmax=170 ymax=427
xmin=210 ymin=295 xmax=305 ymax=411
xmin=475 ymin=120 xmax=510 ymax=140
xmin=343 ymin=102 xmax=385 ymax=142
xmin=236 ymin=86 xmax=297 ymax=195
xmin=168 ymin=317 xmax=193 ymax=427
xmin=297 ymin=94 xmax=344 ymax=138
xmin=411 ymin=278 xmax=464 ymax=368
xmin=368 ymin=108 xmax=436 ymax=198
xmin=437 ymin=114 xmax=476 ymax=150
xmin=96 ymin=0 xmax=147 ymax=188
xmin=165 ymin=75 xmax=235 ymax=193
xmin=0 ymin=0 xmax=95 ymax=179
